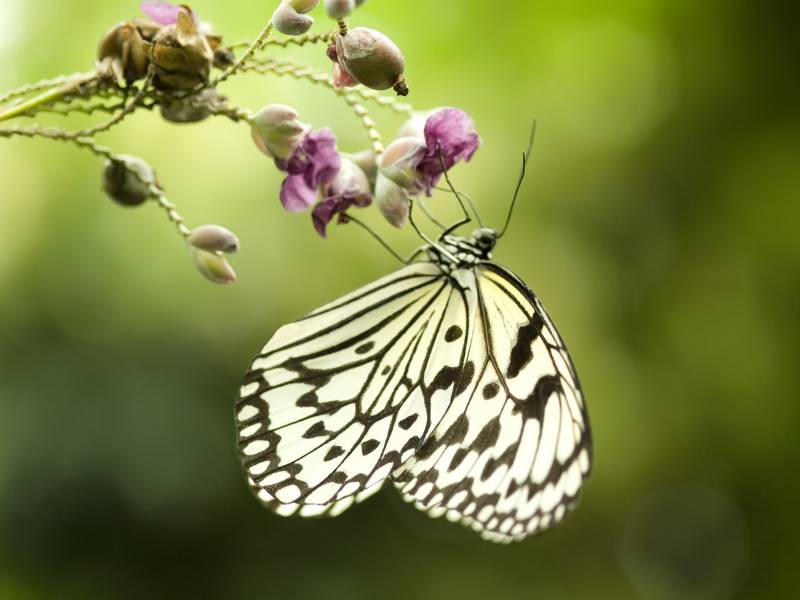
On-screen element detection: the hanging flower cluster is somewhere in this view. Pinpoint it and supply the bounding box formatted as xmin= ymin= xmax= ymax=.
xmin=251 ymin=105 xmax=479 ymax=237
xmin=2 ymin=0 xmax=485 ymax=283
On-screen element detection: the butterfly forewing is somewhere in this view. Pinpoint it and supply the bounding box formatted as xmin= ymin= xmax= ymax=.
xmin=237 ymin=255 xmax=592 ymax=541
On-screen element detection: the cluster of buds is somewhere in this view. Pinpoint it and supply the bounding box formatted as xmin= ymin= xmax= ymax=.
xmin=271 ymin=0 xmax=408 ymax=96
xmin=97 ymin=3 xmax=233 ymax=91
xmin=188 ymin=225 xmax=240 ymax=284
xmin=251 ymin=105 xmax=480 ymax=235
xmin=5 ymin=0 xmax=481 ymax=285
xmin=101 ymin=154 xmax=240 ymax=284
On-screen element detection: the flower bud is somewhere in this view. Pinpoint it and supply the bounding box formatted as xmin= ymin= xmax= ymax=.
xmin=102 ymin=155 xmax=156 ymax=207
xmin=160 ymin=88 xmax=221 ymax=123
xmin=273 ymin=2 xmax=314 ymax=36
xmin=287 ymin=0 xmax=320 ymax=12
xmin=191 ymin=248 xmax=237 ymax=284
xmin=378 ymin=136 xmax=426 ymax=189
xmin=398 ymin=108 xmax=440 ymax=139
xmin=325 ymin=158 xmax=371 ymax=199
xmin=188 ymin=225 xmax=240 ymax=254
xmin=375 ymin=172 xmax=409 ymax=228
xmin=151 ymin=9 xmax=214 ymax=91
xmin=345 ymin=150 xmax=377 ymax=183
xmin=335 ymin=27 xmax=406 ymax=94
xmin=325 ymin=0 xmax=355 ymax=19
xmin=251 ymin=104 xmax=310 ymax=160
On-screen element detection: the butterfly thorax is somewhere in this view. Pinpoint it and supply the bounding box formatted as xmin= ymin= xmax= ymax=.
xmin=427 ymin=228 xmax=498 ymax=268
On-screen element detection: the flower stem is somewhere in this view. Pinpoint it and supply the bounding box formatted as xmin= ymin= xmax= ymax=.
xmin=0 ymin=72 xmax=98 ymax=123
xmin=214 ymin=21 xmax=274 ymax=86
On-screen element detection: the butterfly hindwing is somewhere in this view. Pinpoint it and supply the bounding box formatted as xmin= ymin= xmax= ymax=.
xmin=237 ymin=261 xmax=477 ymax=516
xmin=392 ymin=263 xmax=592 ymax=543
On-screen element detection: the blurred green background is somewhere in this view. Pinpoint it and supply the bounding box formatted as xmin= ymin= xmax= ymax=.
xmin=1 ymin=0 xmax=798 ymax=598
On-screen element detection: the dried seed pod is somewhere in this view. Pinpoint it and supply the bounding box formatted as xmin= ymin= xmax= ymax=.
xmin=102 ymin=155 xmax=156 ymax=207
xmin=188 ymin=225 xmax=240 ymax=254
xmin=151 ymin=9 xmax=214 ymax=91
xmin=96 ymin=20 xmax=155 ymax=83
xmin=335 ymin=27 xmax=407 ymax=95
xmin=273 ymin=2 xmax=314 ymax=36
xmin=191 ymin=248 xmax=237 ymax=284
xmin=325 ymin=0 xmax=355 ymax=19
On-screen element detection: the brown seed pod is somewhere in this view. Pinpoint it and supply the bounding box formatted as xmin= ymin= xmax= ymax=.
xmin=335 ymin=27 xmax=407 ymax=94
xmin=96 ymin=20 xmax=159 ymax=83
xmin=151 ymin=10 xmax=214 ymax=91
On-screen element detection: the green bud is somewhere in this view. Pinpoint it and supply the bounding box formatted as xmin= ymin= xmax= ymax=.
xmin=325 ymin=0 xmax=355 ymax=19
xmin=188 ymin=225 xmax=240 ymax=254
xmin=251 ymin=104 xmax=310 ymax=159
xmin=273 ymin=2 xmax=315 ymax=36
xmin=102 ymin=155 xmax=156 ymax=207
xmin=191 ymin=248 xmax=237 ymax=285
xmin=288 ymin=0 xmax=320 ymax=13
xmin=335 ymin=27 xmax=406 ymax=94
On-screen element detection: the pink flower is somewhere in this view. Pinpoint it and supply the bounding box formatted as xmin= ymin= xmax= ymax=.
xmin=312 ymin=159 xmax=372 ymax=237
xmin=415 ymin=108 xmax=480 ymax=194
xmin=277 ymin=129 xmax=341 ymax=212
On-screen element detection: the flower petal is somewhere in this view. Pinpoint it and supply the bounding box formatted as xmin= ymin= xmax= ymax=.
xmin=303 ymin=128 xmax=342 ymax=188
xmin=141 ymin=1 xmax=184 ymax=25
xmin=280 ymin=174 xmax=318 ymax=212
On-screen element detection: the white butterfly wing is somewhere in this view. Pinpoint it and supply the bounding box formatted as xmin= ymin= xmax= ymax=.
xmin=237 ymin=261 xmax=475 ymax=517
xmin=393 ymin=264 xmax=592 ymax=543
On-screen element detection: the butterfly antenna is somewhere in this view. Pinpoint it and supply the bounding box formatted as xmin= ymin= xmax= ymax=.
xmin=497 ymin=119 xmax=537 ymax=239
xmin=436 ymin=146 xmax=481 ymax=236
xmin=343 ymin=214 xmax=410 ymax=265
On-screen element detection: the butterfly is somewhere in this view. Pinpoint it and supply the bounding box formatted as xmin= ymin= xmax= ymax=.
xmin=235 ymin=131 xmax=592 ymax=543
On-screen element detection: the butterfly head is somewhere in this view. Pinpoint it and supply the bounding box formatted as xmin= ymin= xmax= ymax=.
xmin=471 ymin=227 xmax=498 ymax=255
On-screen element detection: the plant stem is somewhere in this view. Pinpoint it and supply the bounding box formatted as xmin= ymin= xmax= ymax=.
xmin=0 ymin=72 xmax=98 ymax=123
xmin=214 ymin=21 xmax=274 ymax=86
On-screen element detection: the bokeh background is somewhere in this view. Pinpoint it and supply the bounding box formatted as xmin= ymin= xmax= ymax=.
xmin=1 ymin=0 xmax=798 ymax=598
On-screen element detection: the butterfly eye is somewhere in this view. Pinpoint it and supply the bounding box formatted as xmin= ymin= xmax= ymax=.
xmin=473 ymin=228 xmax=497 ymax=250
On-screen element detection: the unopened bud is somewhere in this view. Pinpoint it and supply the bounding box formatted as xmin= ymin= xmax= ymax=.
xmin=335 ymin=27 xmax=406 ymax=93
xmin=398 ymin=109 xmax=440 ymax=139
xmin=273 ymin=2 xmax=314 ymax=35
xmin=287 ymin=0 xmax=320 ymax=12
xmin=324 ymin=158 xmax=371 ymax=199
xmin=379 ymin=136 xmax=425 ymax=189
xmin=325 ymin=0 xmax=355 ymax=19
xmin=375 ymin=172 xmax=410 ymax=228
xmin=251 ymin=104 xmax=310 ymax=160
xmin=191 ymin=248 xmax=237 ymax=284
xmin=188 ymin=225 xmax=240 ymax=254
xmin=160 ymin=88 xmax=221 ymax=123
xmin=102 ymin=155 xmax=156 ymax=207
xmin=345 ymin=150 xmax=377 ymax=183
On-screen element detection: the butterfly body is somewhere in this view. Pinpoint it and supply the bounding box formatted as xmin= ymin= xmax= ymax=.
xmin=237 ymin=231 xmax=592 ymax=543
